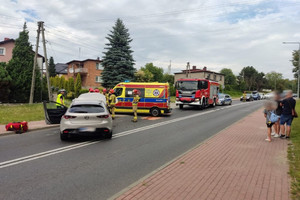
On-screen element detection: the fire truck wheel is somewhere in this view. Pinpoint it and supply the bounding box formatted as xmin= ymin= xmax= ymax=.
xmin=179 ymin=104 xmax=184 ymax=109
xmin=151 ymin=107 xmax=161 ymax=117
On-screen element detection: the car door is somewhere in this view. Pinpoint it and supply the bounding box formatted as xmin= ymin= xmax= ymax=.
xmin=225 ymin=95 xmax=230 ymax=104
xmin=43 ymin=101 xmax=68 ymax=124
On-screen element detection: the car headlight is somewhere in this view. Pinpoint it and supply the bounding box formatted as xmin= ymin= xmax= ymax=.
xmin=194 ymin=98 xmax=200 ymax=102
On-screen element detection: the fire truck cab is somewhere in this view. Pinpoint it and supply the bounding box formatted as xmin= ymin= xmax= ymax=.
xmin=175 ymin=79 xmax=220 ymax=109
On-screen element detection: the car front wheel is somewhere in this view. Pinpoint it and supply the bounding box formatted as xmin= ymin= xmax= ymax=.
xmin=105 ymin=131 xmax=112 ymax=139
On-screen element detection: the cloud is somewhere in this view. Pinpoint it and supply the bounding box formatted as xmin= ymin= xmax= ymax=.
xmin=0 ymin=0 xmax=299 ymax=79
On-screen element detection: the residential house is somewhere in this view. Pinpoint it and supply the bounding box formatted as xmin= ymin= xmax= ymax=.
xmin=66 ymin=59 xmax=103 ymax=88
xmin=0 ymin=37 xmax=44 ymax=67
xmin=55 ymin=63 xmax=68 ymax=78
xmin=174 ymin=66 xmax=225 ymax=86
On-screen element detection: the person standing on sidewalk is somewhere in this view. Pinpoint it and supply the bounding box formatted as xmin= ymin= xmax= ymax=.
xmin=263 ymin=101 xmax=277 ymax=142
xmin=280 ymin=90 xmax=296 ymax=139
xmin=243 ymin=91 xmax=246 ymax=102
xmin=272 ymin=92 xmax=283 ymax=138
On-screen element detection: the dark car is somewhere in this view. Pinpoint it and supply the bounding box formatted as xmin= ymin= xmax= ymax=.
xmin=240 ymin=94 xmax=254 ymax=101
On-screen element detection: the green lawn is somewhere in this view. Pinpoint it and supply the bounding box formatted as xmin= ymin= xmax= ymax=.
xmin=223 ymin=90 xmax=243 ymax=99
xmin=0 ymin=103 xmax=45 ymax=125
xmin=288 ymin=100 xmax=300 ymax=199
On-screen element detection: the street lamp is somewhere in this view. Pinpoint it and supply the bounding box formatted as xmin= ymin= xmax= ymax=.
xmin=283 ymin=42 xmax=300 ymax=98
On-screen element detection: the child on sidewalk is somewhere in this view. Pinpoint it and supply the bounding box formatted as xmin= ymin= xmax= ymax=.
xmin=263 ymin=101 xmax=277 ymax=142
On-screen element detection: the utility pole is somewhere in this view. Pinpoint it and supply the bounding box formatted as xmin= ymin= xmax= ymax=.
xmin=186 ymin=62 xmax=190 ymax=78
xmin=283 ymin=42 xmax=300 ymax=98
xmin=29 ymin=22 xmax=41 ymax=104
xmin=40 ymin=22 xmax=52 ymax=101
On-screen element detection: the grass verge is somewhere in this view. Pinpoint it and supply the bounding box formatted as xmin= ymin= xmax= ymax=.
xmin=0 ymin=103 xmax=45 ymax=125
xmin=288 ymin=100 xmax=300 ymax=199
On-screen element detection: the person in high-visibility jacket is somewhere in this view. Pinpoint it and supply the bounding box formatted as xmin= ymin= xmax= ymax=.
xmin=243 ymin=91 xmax=247 ymax=102
xmin=56 ymin=89 xmax=65 ymax=108
xmin=109 ymin=89 xmax=116 ymax=119
xmin=132 ymin=89 xmax=140 ymax=122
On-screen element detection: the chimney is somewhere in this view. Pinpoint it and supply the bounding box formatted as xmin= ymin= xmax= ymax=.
xmin=4 ymin=37 xmax=10 ymax=41
xmin=203 ymin=66 xmax=207 ymax=71
xmin=192 ymin=66 xmax=197 ymax=70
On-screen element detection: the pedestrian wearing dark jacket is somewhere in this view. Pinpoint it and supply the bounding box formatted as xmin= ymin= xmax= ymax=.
xmin=280 ymin=90 xmax=296 ymax=139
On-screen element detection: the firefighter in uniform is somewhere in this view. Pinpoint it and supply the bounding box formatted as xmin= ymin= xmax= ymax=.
xmin=243 ymin=91 xmax=246 ymax=102
xmin=132 ymin=89 xmax=140 ymax=122
xmin=109 ymin=89 xmax=116 ymax=119
xmin=103 ymin=88 xmax=109 ymax=106
xmin=56 ymin=89 xmax=65 ymax=108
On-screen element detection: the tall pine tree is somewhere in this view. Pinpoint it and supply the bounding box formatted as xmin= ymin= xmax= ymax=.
xmin=7 ymin=23 xmax=42 ymax=102
xmin=49 ymin=56 xmax=56 ymax=77
xmin=102 ymin=19 xmax=135 ymax=88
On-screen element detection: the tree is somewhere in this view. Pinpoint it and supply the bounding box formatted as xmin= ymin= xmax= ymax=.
xmin=6 ymin=22 xmax=42 ymax=102
xmin=68 ymin=77 xmax=75 ymax=92
xmin=163 ymin=73 xmax=174 ymax=85
xmin=239 ymin=66 xmax=259 ymax=91
xmin=74 ymin=73 xmax=82 ymax=97
xmin=220 ymin=68 xmax=236 ymax=86
xmin=141 ymin=63 xmax=164 ymax=82
xmin=265 ymin=71 xmax=283 ymax=91
xmin=134 ymin=69 xmax=153 ymax=82
xmin=102 ymin=19 xmax=135 ymax=88
xmin=0 ymin=62 xmax=12 ymax=102
xmin=59 ymin=76 xmax=65 ymax=89
xmin=49 ymin=56 xmax=56 ymax=77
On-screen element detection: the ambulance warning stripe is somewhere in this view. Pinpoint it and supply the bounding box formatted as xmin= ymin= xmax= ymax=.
xmin=122 ymin=85 xmax=166 ymax=88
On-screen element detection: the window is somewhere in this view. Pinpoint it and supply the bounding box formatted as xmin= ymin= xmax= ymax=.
xmin=96 ymin=63 xmax=103 ymax=70
xmin=214 ymin=75 xmax=217 ymax=81
xmin=220 ymin=76 xmax=222 ymax=81
xmin=69 ymin=104 xmax=105 ymax=113
xmin=125 ymin=88 xmax=145 ymax=98
xmin=199 ymin=80 xmax=208 ymax=89
xmin=115 ymin=88 xmax=123 ymax=97
xmin=95 ymin=76 xmax=102 ymax=83
xmin=0 ymin=47 xmax=5 ymax=55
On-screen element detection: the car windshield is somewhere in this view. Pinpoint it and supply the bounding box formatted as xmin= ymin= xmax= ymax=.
xmin=69 ymin=104 xmax=105 ymax=113
xmin=177 ymin=81 xmax=198 ymax=91
xmin=246 ymin=94 xmax=251 ymax=97
xmin=219 ymin=94 xmax=225 ymax=98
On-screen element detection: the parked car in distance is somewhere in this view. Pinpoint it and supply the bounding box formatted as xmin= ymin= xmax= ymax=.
xmin=264 ymin=92 xmax=274 ymax=99
xmin=259 ymin=93 xmax=265 ymax=99
xmin=240 ymin=94 xmax=254 ymax=101
xmin=43 ymin=93 xmax=113 ymax=141
xmin=293 ymin=93 xmax=298 ymax=98
xmin=217 ymin=93 xmax=232 ymax=105
xmin=252 ymin=91 xmax=261 ymax=100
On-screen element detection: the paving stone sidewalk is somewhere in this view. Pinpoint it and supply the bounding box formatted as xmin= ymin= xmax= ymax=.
xmin=0 ymin=120 xmax=58 ymax=135
xmin=115 ymin=108 xmax=290 ymax=200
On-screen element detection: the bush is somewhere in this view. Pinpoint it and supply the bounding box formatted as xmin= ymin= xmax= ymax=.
xmin=79 ymin=89 xmax=89 ymax=95
xmin=170 ymin=85 xmax=176 ymax=96
xmin=66 ymin=91 xmax=75 ymax=99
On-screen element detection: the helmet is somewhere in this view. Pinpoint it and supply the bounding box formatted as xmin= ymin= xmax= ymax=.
xmin=103 ymin=88 xmax=107 ymax=93
xmin=89 ymin=88 xmax=94 ymax=92
xmin=133 ymin=89 xmax=138 ymax=94
xmin=94 ymin=89 xmax=100 ymax=93
xmin=110 ymin=89 xmax=114 ymax=94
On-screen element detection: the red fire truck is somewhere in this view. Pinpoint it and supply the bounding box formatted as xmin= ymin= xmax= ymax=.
xmin=175 ymin=78 xmax=220 ymax=109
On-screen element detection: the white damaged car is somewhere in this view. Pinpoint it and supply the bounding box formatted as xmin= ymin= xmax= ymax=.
xmin=43 ymin=93 xmax=113 ymax=141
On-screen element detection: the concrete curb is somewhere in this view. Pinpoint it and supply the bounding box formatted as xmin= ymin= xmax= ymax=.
xmin=108 ymin=106 xmax=263 ymax=200
xmin=0 ymin=125 xmax=59 ymax=137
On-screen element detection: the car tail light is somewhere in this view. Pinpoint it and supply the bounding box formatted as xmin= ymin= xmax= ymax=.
xmin=63 ymin=115 xmax=77 ymax=119
xmin=63 ymin=130 xmax=69 ymax=133
xmin=104 ymin=129 xmax=109 ymax=132
xmin=97 ymin=115 xmax=109 ymax=119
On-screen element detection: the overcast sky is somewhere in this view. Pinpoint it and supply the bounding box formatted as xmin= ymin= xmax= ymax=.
xmin=1 ymin=0 xmax=300 ymax=79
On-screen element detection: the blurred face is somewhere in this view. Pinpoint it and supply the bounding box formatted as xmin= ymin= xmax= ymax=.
xmin=286 ymin=91 xmax=292 ymax=98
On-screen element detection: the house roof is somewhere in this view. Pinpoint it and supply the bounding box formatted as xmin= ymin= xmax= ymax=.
xmin=55 ymin=63 xmax=68 ymax=74
xmin=0 ymin=38 xmax=15 ymax=45
xmin=66 ymin=59 xmax=101 ymax=65
xmin=174 ymin=69 xmax=224 ymax=76
xmin=0 ymin=38 xmax=44 ymax=60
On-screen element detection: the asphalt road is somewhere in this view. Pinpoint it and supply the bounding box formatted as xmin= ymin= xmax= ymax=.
xmin=0 ymin=100 xmax=264 ymax=200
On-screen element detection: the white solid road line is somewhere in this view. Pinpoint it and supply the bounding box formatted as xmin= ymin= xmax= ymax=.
xmin=0 ymin=101 xmax=253 ymax=169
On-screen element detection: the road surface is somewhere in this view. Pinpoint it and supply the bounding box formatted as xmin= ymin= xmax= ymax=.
xmin=0 ymin=100 xmax=263 ymax=200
